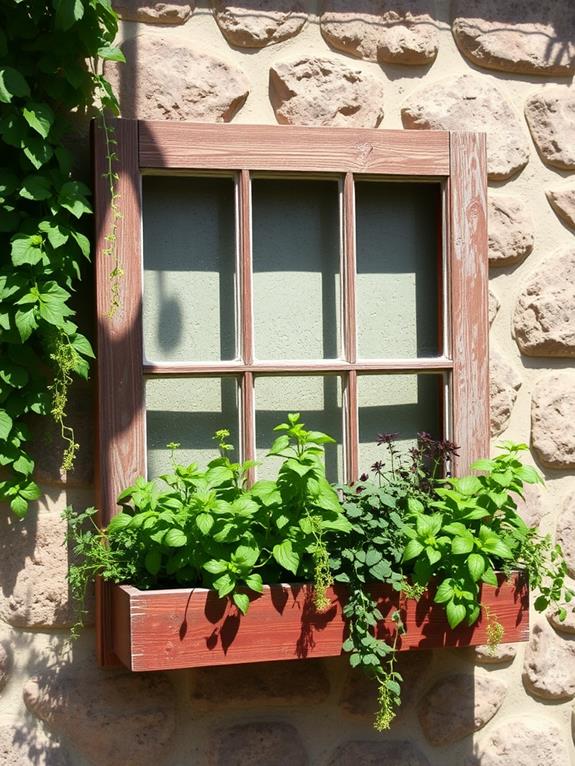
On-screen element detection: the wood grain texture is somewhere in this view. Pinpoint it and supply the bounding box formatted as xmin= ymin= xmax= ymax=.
xmin=139 ymin=123 xmax=450 ymax=176
xmin=112 ymin=573 xmax=528 ymax=672
xmin=94 ymin=118 xmax=145 ymax=665
xmin=448 ymin=132 xmax=489 ymax=474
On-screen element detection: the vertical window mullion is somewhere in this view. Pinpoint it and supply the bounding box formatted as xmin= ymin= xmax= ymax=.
xmin=345 ymin=371 xmax=359 ymax=482
xmin=343 ymin=172 xmax=358 ymax=480
xmin=240 ymin=371 xmax=256 ymax=485
xmin=239 ymin=170 xmax=256 ymax=480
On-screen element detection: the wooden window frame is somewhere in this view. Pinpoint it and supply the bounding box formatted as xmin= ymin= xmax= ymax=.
xmin=94 ymin=119 xmax=488 ymax=666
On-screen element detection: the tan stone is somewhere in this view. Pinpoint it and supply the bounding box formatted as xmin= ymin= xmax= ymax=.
xmin=489 ymin=289 xmax=500 ymax=326
xmin=212 ymin=0 xmax=307 ymax=48
xmin=327 ymin=741 xmax=430 ymax=766
xmin=488 ymin=194 xmax=533 ymax=267
xmin=401 ymin=75 xmax=529 ymax=180
xmin=270 ymin=56 xmax=384 ymax=128
xmin=190 ymin=659 xmax=329 ymax=705
xmin=452 ymin=0 xmax=575 ymax=76
xmin=524 ymin=619 xmax=575 ymax=700
xmin=211 ymin=722 xmax=307 ymax=766
xmin=514 ymin=248 xmax=575 ymax=357
xmin=320 ymin=0 xmax=438 ymax=65
xmin=547 ymin=184 xmax=575 ymax=229
xmin=23 ymin=659 xmax=176 ymax=766
xmin=418 ymin=672 xmax=506 ymax=745
xmin=531 ymin=372 xmax=575 ymax=468
xmin=471 ymin=643 xmax=517 ymax=665
xmin=525 ymin=89 xmax=575 ymax=171
xmin=0 ymin=644 xmax=9 ymax=690
xmin=556 ymin=491 xmax=575 ymax=578
xmin=340 ymin=650 xmax=431 ymax=723
xmin=0 ymin=724 xmax=70 ymax=766
xmin=490 ymin=348 xmax=521 ymax=437
xmin=113 ymin=0 xmax=194 ymax=23
xmin=104 ymin=36 xmax=249 ymax=122
xmin=0 ymin=510 xmax=88 ymax=629
xmin=547 ymin=587 xmax=575 ymax=635
xmin=515 ymin=482 xmax=546 ymax=530
xmin=466 ymin=717 xmax=570 ymax=766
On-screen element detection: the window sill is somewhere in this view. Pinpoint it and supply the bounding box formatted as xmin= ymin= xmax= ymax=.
xmin=111 ymin=573 xmax=529 ymax=672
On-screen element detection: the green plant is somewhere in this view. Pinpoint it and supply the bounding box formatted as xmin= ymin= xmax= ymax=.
xmin=0 ymin=0 xmax=122 ymax=515
xmin=66 ymin=415 xmax=351 ymax=630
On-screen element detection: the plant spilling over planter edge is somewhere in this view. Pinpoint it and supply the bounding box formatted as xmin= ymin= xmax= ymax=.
xmin=66 ymin=415 xmax=573 ymax=731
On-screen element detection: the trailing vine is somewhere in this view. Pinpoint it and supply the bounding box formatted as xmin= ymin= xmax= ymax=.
xmin=0 ymin=0 xmax=122 ymax=515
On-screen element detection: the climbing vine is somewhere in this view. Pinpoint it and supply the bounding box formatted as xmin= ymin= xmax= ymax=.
xmin=0 ymin=0 xmax=122 ymax=516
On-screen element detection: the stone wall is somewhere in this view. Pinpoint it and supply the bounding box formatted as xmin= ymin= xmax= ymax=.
xmin=2 ymin=1 xmax=575 ymax=764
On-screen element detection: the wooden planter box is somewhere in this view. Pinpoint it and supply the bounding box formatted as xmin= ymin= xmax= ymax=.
xmin=111 ymin=572 xmax=529 ymax=672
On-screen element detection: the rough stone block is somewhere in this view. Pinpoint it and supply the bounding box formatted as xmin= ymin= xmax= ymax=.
xmin=418 ymin=672 xmax=506 ymax=745
xmin=488 ymin=194 xmax=533 ymax=267
xmin=531 ymin=372 xmax=575 ymax=468
xmin=320 ymin=0 xmax=438 ymax=65
xmin=466 ymin=717 xmax=570 ymax=766
xmin=556 ymin=491 xmax=575 ymax=578
xmin=212 ymin=0 xmax=307 ymax=48
xmin=452 ymin=0 xmax=575 ymax=76
xmin=327 ymin=740 xmax=430 ymax=766
xmin=210 ymin=722 xmax=307 ymax=766
xmin=113 ymin=0 xmax=194 ymax=23
xmin=490 ymin=348 xmax=521 ymax=437
xmin=489 ymin=288 xmax=500 ymax=326
xmin=514 ymin=247 xmax=575 ymax=357
xmin=270 ymin=55 xmax=384 ymax=128
xmin=402 ymin=74 xmax=529 ymax=180
xmin=525 ymin=89 xmax=575 ymax=171
xmin=190 ymin=658 xmax=329 ymax=705
xmin=470 ymin=643 xmax=517 ymax=665
xmin=104 ymin=36 xmax=249 ymax=122
xmin=546 ymin=183 xmax=575 ymax=229
xmin=23 ymin=659 xmax=176 ymax=766
xmin=523 ymin=619 xmax=575 ymax=700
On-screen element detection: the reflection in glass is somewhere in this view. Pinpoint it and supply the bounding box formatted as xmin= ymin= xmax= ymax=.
xmin=254 ymin=375 xmax=343 ymax=482
xmin=358 ymin=374 xmax=442 ymax=475
xmin=252 ymin=179 xmax=341 ymax=361
xmin=145 ymin=377 xmax=238 ymax=478
xmin=143 ymin=176 xmax=236 ymax=362
xmin=356 ymin=181 xmax=440 ymax=359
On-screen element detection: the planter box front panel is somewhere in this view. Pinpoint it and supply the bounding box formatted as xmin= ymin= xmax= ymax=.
xmin=112 ymin=573 xmax=529 ymax=672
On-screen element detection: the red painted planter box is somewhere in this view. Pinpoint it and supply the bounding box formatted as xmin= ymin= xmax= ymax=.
xmin=111 ymin=572 xmax=529 ymax=672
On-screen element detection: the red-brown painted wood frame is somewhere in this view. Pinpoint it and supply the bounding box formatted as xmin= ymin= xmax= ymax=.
xmin=94 ymin=120 xmax=489 ymax=667
xmin=112 ymin=573 xmax=528 ymax=672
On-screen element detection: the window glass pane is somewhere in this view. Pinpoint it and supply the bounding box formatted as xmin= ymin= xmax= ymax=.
xmin=145 ymin=377 xmax=239 ymax=478
xmin=254 ymin=376 xmax=343 ymax=482
xmin=252 ymin=179 xmax=341 ymax=361
xmin=142 ymin=176 xmax=237 ymax=362
xmin=358 ymin=374 xmax=442 ymax=474
xmin=356 ymin=182 xmax=440 ymax=359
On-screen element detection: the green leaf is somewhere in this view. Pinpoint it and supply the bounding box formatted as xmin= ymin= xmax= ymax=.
xmin=97 ymin=45 xmax=126 ymax=62
xmin=452 ymin=536 xmax=474 ymax=555
xmin=23 ymin=103 xmax=54 ymax=139
xmin=534 ymin=595 xmax=549 ymax=612
xmin=446 ymin=600 xmax=467 ymax=629
xmin=434 ymin=579 xmax=454 ymax=604
xmin=70 ymin=333 xmax=95 ymax=358
xmin=272 ymin=539 xmax=300 ymax=575
xmin=10 ymin=495 xmax=28 ymax=518
xmin=455 ymin=475 xmax=482 ymax=496
xmin=268 ymin=434 xmax=290 ymax=455
xmin=19 ymin=481 xmax=41 ymax=501
xmin=0 ymin=410 xmax=13 ymax=439
xmin=71 ymin=230 xmax=90 ymax=258
xmin=54 ymin=0 xmax=85 ymax=30
xmin=467 ymin=553 xmax=486 ymax=581
xmin=23 ymin=136 xmax=54 ymax=169
xmin=481 ymin=567 xmax=499 ymax=587
xmin=163 ymin=528 xmax=187 ymax=547
xmin=482 ymin=538 xmax=513 ymax=559
xmin=36 ymin=281 xmax=74 ymax=326
xmin=245 ymin=573 xmax=264 ymax=594
xmin=39 ymin=220 xmax=69 ymax=249
xmin=58 ymin=181 xmax=92 ymax=218
xmin=11 ymin=234 xmax=43 ymax=266
xmin=196 ymin=513 xmax=214 ymax=535
xmin=402 ymin=539 xmax=424 ymax=562
xmin=213 ymin=573 xmax=235 ymax=598
xmin=20 ymin=175 xmax=52 ymax=201
xmin=203 ymin=559 xmax=228 ymax=575
xmin=107 ymin=513 xmax=133 ymax=532
xmin=0 ymin=68 xmax=30 ymax=103
xmin=0 ymin=170 xmax=18 ymax=199
xmin=144 ymin=549 xmax=161 ymax=576
xmin=470 ymin=458 xmax=495 ymax=472
xmin=232 ymin=592 xmax=250 ymax=615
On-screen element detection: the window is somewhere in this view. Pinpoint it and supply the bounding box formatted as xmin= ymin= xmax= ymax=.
xmin=94 ymin=121 xmax=488 ymax=664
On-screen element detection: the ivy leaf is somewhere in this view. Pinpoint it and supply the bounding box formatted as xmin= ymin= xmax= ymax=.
xmin=0 ymin=170 xmax=18 ymax=199
xmin=272 ymin=539 xmax=300 ymax=575
xmin=23 ymin=136 xmax=54 ymax=169
xmin=39 ymin=220 xmax=69 ymax=249
xmin=13 ymin=452 xmax=34 ymax=476
xmin=58 ymin=180 xmax=92 ymax=218
xmin=446 ymin=600 xmax=467 ymax=629
xmin=11 ymin=234 xmax=44 ymax=266
xmin=0 ymin=67 xmax=30 ymax=103
xmin=0 ymin=410 xmax=13 ymax=439
xmin=232 ymin=592 xmax=250 ymax=615
xmin=19 ymin=480 xmax=41 ymax=501
xmin=23 ymin=103 xmax=55 ymax=139
xmin=70 ymin=332 xmax=95 ymax=358
xmin=71 ymin=230 xmax=90 ymax=258
xmin=97 ymin=45 xmax=126 ymax=62
xmin=0 ymin=206 xmax=20 ymax=232
xmin=54 ymin=0 xmax=85 ymax=30
xmin=20 ymin=175 xmax=52 ymax=201
xmin=36 ymin=281 xmax=74 ymax=327
xmin=10 ymin=495 xmax=28 ymax=518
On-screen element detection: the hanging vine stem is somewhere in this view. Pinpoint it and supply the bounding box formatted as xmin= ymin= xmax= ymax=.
xmin=49 ymin=331 xmax=81 ymax=472
xmin=98 ymin=108 xmax=123 ymax=318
